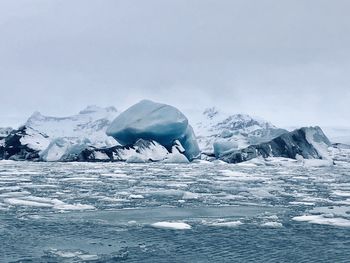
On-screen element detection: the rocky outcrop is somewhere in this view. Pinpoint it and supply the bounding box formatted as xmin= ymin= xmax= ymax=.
xmin=220 ymin=126 xmax=332 ymax=163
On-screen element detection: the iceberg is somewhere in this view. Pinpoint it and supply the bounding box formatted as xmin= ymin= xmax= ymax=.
xmin=220 ymin=126 xmax=333 ymax=164
xmin=213 ymin=140 xmax=238 ymax=158
xmin=106 ymin=100 xmax=200 ymax=160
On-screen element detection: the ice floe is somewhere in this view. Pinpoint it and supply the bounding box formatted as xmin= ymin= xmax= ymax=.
xmin=292 ymin=215 xmax=350 ymax=227
xmin=151 ymin=221 xmax=192 ymax=230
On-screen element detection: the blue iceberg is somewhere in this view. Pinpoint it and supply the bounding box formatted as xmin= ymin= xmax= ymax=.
xmin=106 ymin=100 xmax=200 ymax=160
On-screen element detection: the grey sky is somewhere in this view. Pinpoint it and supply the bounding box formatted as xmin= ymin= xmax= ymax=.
xmin=0 ymin=0 xmax=349 ymax=128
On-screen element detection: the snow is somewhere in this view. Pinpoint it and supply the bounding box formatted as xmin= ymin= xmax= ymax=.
xmin=106 ymin=100 xmax=200 ymax=160
xmin=151 ymin=221 xmax=192 ymax=230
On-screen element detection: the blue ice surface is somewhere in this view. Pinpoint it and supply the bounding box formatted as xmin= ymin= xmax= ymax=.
xmin=106 ymin=100 xmax=200 ymax=160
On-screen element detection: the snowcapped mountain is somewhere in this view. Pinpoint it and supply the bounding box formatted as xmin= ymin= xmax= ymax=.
xmin=25 ymin=105 xmax=119 ymax=149
xmin=190 ymin=107 xmax=287 ymax=155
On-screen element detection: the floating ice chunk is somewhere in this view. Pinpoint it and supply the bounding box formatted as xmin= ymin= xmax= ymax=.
xmin=182 ymin=191 xmax=199 ymax=200
xmin=4 ymin=198 xmax=53 ymax=207
xmin=208 ymin=221 xmax=243 ymax=227
xmin=52 ymin=200 xmax=95 ymax=211
xmin=211 ymin=159 xmax=227 ymax=164
xmin=292 ymin=215 xmax=350 ymax=227
xmin=4 ymin=196 xmax=94 ymax=210
xmin=151 ymin=221 xmax=192 ymax=230
xmin=47 ymin=249 xmax=99 ymax=260
xmin=220 ymin=170 xmax=250 ymax=177
xmin=332 ymin=191 xmax=350 ymax=197
xmin=162 ymin=153 xmax=189 ymax=163
xmin=303 ymin=159 xmax=333 ymax=167
xmin=126 ymin=154 xmax=146 ymax=163
xmin=261 ymin=222 xmax=283 ymax=228
xmin=106 ymin=100 xmax=200 ymax=160
xmin=129 ymin=194 xmax=144 ymax=199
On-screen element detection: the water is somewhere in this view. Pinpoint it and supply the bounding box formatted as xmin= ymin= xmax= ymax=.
xmin=0 ymin=160 xmax=350 ymax=262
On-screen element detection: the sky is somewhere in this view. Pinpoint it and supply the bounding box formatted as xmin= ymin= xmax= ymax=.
xmin=0 ymin=0 xmax=349 ymax=128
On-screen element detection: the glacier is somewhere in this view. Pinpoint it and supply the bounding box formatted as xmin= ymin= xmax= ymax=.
xmin=106 ymin=100 xmax=200 ymax=160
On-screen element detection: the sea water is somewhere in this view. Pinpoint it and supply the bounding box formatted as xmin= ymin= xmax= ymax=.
xmin=0 ymin=160 xmax=350 ymax=262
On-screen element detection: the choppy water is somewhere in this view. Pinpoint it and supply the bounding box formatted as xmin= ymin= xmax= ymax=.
xmin=1 ymin=159 xmax=350 ymax=262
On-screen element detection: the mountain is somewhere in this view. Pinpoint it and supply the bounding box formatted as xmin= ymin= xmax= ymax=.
xmin=191 ymin=107 xmax=287 ymax=156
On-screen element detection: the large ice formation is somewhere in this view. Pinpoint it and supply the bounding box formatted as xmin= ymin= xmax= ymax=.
xmin=106 ymin=100 xmax=200 ymax=160
xmin=220 ymin=126 xmax=333 ymax=163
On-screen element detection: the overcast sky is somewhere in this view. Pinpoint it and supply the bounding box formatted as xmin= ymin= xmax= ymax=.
xmin=0 ymin=0 xmax=349 ymax=128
